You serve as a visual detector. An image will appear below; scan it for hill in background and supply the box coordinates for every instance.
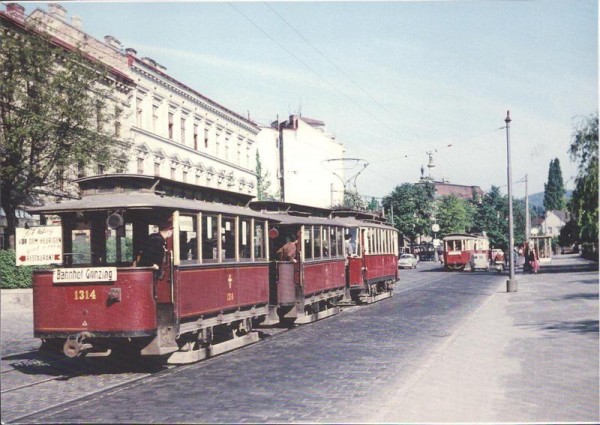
[525,191,573,211]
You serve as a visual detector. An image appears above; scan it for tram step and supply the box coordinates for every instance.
[167,332,260,364]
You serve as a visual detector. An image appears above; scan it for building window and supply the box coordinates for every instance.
[137,157,144,174]
[193,124,199,150]
[181,118,186,144]
[171,166,176,180]
[152,105,159,132]
[154,162,160,176]
[204,127,209,148]
[183,169,188,183]
[168,112,174,140]
[136,98,143,128]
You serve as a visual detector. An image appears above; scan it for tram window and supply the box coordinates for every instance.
[336,228,343,257]
[346,228,358,256]
[202,214,218,261]
[179,215,198,262]
[239,219,251,260]
[106,223,133,264]
[72,230,91,265]
[329,227,337,257]
[222,217,235,261]
[322,226,329,257]
[304,226,313,260]
[254,220,266,260]
[313,226,322,259]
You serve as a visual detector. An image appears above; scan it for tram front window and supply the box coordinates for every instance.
[62,211,135,266]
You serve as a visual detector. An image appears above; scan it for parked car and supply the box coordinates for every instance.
[398,253,418,269]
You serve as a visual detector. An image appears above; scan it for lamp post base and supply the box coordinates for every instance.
[506,279,518,292]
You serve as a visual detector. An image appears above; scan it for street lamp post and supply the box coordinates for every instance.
[432,223,440,262]
[505,111,518,292]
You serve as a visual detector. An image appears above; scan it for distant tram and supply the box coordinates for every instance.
[442,233,490,271]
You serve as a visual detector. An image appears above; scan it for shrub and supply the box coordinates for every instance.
[0,250,34,289]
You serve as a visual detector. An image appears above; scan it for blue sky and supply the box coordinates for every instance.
[18,1,598,198]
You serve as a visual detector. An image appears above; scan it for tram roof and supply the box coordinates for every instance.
[75,174,254,206]
[27,191,269,220]
[442,233,488,240]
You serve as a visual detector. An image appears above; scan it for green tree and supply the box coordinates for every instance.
[568,113,598,244]
[471,186,508,249]
[435,195,475,237]
[255,151,274,201]
[1,21,125,248]
[382,181,435,246]
[342,190,366,210]
[543,158,566,211]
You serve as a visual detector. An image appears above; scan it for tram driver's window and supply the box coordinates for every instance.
[202,214,218,261]
[179,215,198,262]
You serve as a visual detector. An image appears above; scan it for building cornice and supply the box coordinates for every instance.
[130,61,259,135]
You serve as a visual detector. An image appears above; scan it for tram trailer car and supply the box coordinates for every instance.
[442,233,490,271]
[29,175,274,364]
[251,202,348,324]
[331,210,399,303]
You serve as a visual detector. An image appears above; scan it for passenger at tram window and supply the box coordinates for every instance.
[180,236,197,261]
[223,230,235,260]
[276,234,298,262]
[137,221,173,270]
[345,233,355,256]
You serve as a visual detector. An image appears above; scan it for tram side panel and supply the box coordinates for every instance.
[364,254,397,283]
[303,260,346,296]
[175,265,270,320]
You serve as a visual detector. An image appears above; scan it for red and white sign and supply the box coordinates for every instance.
[15,226,63,266]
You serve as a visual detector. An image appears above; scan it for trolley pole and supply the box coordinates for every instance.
[505,111,518,292]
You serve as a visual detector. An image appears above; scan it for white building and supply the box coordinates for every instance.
[256,115,345,208]
[535,210,569,238]
[22,3,259,197]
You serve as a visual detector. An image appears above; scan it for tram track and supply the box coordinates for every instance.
[3,267,445,423]
[5,360,184,424]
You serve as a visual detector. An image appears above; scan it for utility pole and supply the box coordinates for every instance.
[505,111,518,292]
[277,115,285,202]
[524,174,530,240]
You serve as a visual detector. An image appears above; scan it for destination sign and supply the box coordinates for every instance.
[53,267,118,283]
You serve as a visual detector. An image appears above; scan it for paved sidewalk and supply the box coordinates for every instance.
[374,254,599,423]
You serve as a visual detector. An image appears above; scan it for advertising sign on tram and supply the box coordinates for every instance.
[15,226,63,266]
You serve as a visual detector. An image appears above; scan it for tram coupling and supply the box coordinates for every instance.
[63,332,94,358]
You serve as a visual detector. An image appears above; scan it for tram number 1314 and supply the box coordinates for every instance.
[74,289,97,301]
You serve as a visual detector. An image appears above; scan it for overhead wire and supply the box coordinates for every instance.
[228,2,421,154]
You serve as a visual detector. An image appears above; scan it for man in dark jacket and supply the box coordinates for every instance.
[138,222,174,269]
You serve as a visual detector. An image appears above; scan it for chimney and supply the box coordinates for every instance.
[104,35,122,50]
[71,16,82,30]
[48,3,67,21]
[5,4,25,23]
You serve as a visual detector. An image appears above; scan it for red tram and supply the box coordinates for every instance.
[332,210,398,303]
[442,233,490,271]
[28,175,399,363]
